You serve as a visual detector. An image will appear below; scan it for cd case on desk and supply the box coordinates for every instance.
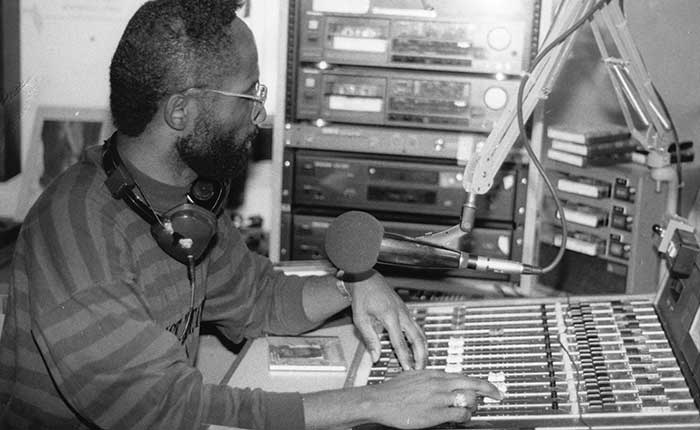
[267,335,347,372]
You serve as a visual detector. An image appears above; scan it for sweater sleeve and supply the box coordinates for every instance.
[203,217,321,342]
[30,280,305,430]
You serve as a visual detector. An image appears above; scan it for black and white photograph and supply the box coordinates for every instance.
[1,1,700,429]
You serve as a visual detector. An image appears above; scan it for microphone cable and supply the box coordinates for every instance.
[515,0,613,274]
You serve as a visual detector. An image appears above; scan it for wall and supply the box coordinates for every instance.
[0,0,281,221]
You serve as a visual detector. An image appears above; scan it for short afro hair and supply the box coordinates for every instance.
[110,0,246,136]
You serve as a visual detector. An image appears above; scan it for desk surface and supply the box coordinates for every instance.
[208,324,370,430]
[222,324,366,392]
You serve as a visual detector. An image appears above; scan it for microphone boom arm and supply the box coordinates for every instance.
[402,1,676,278]
[461,0,674,213]
[462,0,592,210]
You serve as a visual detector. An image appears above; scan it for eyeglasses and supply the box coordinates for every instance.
[185,82,268,125]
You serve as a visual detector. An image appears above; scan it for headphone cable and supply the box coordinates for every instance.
[182,255,197,345]
[130,179,167,228]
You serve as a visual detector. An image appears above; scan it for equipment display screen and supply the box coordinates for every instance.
[368,166,439,185]
[328,21,389,53]
[367,186,437,205]
[328,96,383,112]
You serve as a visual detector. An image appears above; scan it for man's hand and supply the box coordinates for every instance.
[347,271,427,370]
[365,370,503,428]
[303,369,504,429]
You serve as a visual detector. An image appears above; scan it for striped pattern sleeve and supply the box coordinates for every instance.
[31,282,204,428]
[203,217,320,342]
[30,282,305,430]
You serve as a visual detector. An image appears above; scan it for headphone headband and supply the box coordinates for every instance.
[101,133,230,264]
[102,135,159,224]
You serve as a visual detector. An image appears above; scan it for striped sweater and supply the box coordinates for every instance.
[0,144,319,429]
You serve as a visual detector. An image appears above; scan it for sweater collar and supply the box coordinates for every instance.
[120,152,189,213]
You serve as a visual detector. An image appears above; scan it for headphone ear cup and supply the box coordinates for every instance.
[150,204,217,264]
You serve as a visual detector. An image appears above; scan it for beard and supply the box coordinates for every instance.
[176,112,258,180]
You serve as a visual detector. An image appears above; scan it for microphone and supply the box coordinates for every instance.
[324,211,384,281]
[324,211,543,276]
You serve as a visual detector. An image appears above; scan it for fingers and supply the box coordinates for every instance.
[399,312,428,370]
[373,371,490,428]
[449,390,477,408]
[354,315,381,362]
[383,313,413,370]
[447,376,504,401]
[445,406,472,424]
[348,272,428,370]
[411,369,503,401]
[433,390,477,408]
[433,391,476,424]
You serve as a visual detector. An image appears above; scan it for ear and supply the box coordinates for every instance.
[163,94,192,131]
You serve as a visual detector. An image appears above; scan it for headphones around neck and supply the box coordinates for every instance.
[102,134,230,265]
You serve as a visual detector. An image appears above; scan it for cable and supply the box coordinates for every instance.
[132,179,167,228]
[111,143,167,228]
[515,0,612,274]
[181,255,197,352]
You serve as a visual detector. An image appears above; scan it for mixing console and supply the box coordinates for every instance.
[350,297,700,429]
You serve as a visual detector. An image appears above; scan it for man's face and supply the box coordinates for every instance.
[176,19,261,180]
[175,101,257,180]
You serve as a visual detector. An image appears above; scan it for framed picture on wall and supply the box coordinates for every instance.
[16,106,112,219]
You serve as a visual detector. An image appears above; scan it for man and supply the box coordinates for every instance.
[0,1,501,428]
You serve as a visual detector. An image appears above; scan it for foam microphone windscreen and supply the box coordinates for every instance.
[324,211,384,281]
